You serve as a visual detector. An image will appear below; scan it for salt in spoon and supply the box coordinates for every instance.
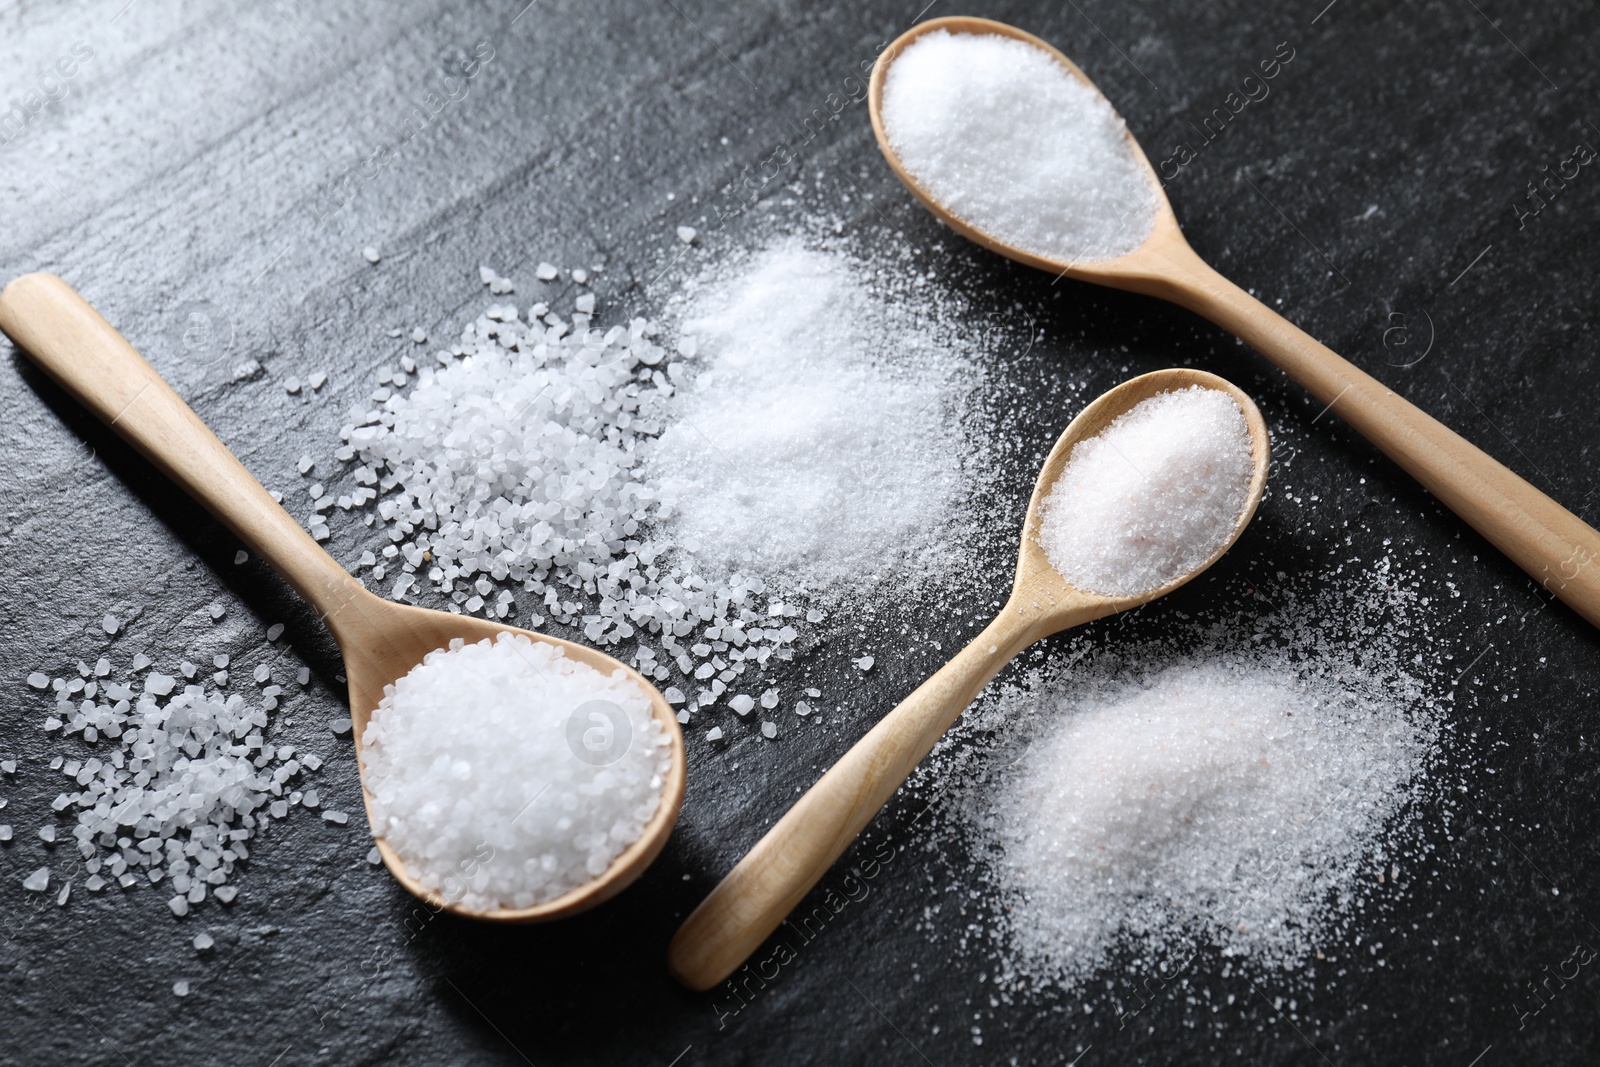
[0,273,686,922]
[868,15,1600,628]
[667,367,1269,989]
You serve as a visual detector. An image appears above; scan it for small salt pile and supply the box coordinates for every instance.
[963,658,1439,987]
[880,30,1158,262]
[1038,386,1253,596]
[26,655,317,907]
[359,631,670,911]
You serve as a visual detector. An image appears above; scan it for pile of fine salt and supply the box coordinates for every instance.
[647,241,977,590]
[359,631,670,911]
[880,30,1158,262]
[983,660,1438,986]
[1038,386,1254,596]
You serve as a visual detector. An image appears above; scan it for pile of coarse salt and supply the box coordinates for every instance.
[1038,386,1255,596]
[359,631,670,911]
[646,240,978,590]
[880,29,1159,262]
[329,243,989,727]
[20,655,324,911]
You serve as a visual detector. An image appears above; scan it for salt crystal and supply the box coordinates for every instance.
[760,721,777,739]
[308,372,327,390]
[214,886,237,904]
[193,932,214,950]
[57,882,70,906]
[729,694,755,716]
[27,672,48,689]
[102,614,120,635]
[285,377,302,394]
[168,895,189,916]
[0,826,10,841]
[536,261,558,280]
[367,847,382,865]
[880,30,1158,262]
[173,980,190,997]
[22,867,47,891]
[676,225,698,244]
[266,623,285,642]
[363,246,381,264]
[411,327,427,344]
[329,718,352,736]
[705,727,723,742]
[852,657,874,672]
[233,551,248,565]
[1038,386,1253,596]
[209,603,226,620]
[321,810,348,825]
[38,825,55,843]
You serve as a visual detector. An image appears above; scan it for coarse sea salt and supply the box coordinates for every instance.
[24,653,319,909]
[359,631,669,911]
[881,30,1158,262]
[1038,386,1253,596]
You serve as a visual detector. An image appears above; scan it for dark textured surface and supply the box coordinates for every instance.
[2,1,1599,1064]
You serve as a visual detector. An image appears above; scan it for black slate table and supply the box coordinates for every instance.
[2,1,1599,1063]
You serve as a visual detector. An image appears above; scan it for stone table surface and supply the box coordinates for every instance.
[2,0,1599,1064]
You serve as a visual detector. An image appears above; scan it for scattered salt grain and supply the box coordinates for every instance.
[880,30,1158,262]
[536,261,558,280]
[1038,386,1254,596]
[0,825,10,841]
[102,614,120,635]
[285,377,302,394]
[56,882,70,906]
[322,810,348,825]
[233,551,248,565]
[329,718,352,736]
[209,603,226,620]
[360,632,670,911]
[38,825,55,843]
[193,932,214,951]
[214,886,237,904]
[705,727,723,742]
[760,721,777,739]
[367,847,382,864]
[266,623,285,642]
[173,980,190,997]
[363,246,381,264]
[308,372,327,390]
[410,327,427,344]
[852,656,874,672]
[23,867,47,891]
[27,672,48,689]
[676,225,698,244]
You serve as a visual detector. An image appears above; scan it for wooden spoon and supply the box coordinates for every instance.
[667,367,1269,989]
[868,15,1600,629]
[0,273,686,922]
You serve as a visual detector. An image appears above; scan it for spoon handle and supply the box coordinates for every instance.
[667,611,1035,991]
[1165,256,1600,628]
[0,273,367,621]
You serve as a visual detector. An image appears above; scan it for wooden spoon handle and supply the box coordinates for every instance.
[1164,257,1600,628]
[0,273,365,620]
[668,613,1032,991]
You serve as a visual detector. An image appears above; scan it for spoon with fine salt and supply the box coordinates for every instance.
[667,367,1270,990]
[0,274,686,923]
[868,15,1600,629]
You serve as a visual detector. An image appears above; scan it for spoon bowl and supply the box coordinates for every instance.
[667,367,1268,990]
[0,273,686,923]
[869,15,1600,630]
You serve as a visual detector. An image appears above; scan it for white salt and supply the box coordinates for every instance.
[1038,386,1253,596]
[971,659,1438,987]
[193,932,214,951]
[101,614,120,635]
[646,242,979,591]
[22,867,48,891]
[363,246,381,264]
[881,30,1158,262]
[173,980,190,997]
[359,632,670,911]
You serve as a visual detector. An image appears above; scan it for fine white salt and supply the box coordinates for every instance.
[1038,386,1253,596]
[881,30,1158,262]
[359,632,670,911]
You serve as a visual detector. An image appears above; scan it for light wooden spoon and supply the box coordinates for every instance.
[868,15,1600,629]
[667,367,1269,990]
[0,273,686,922]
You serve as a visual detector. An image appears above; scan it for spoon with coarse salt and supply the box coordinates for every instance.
[868,15,1600,629]
[668,366,1270,990]
[0,274,685,923]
